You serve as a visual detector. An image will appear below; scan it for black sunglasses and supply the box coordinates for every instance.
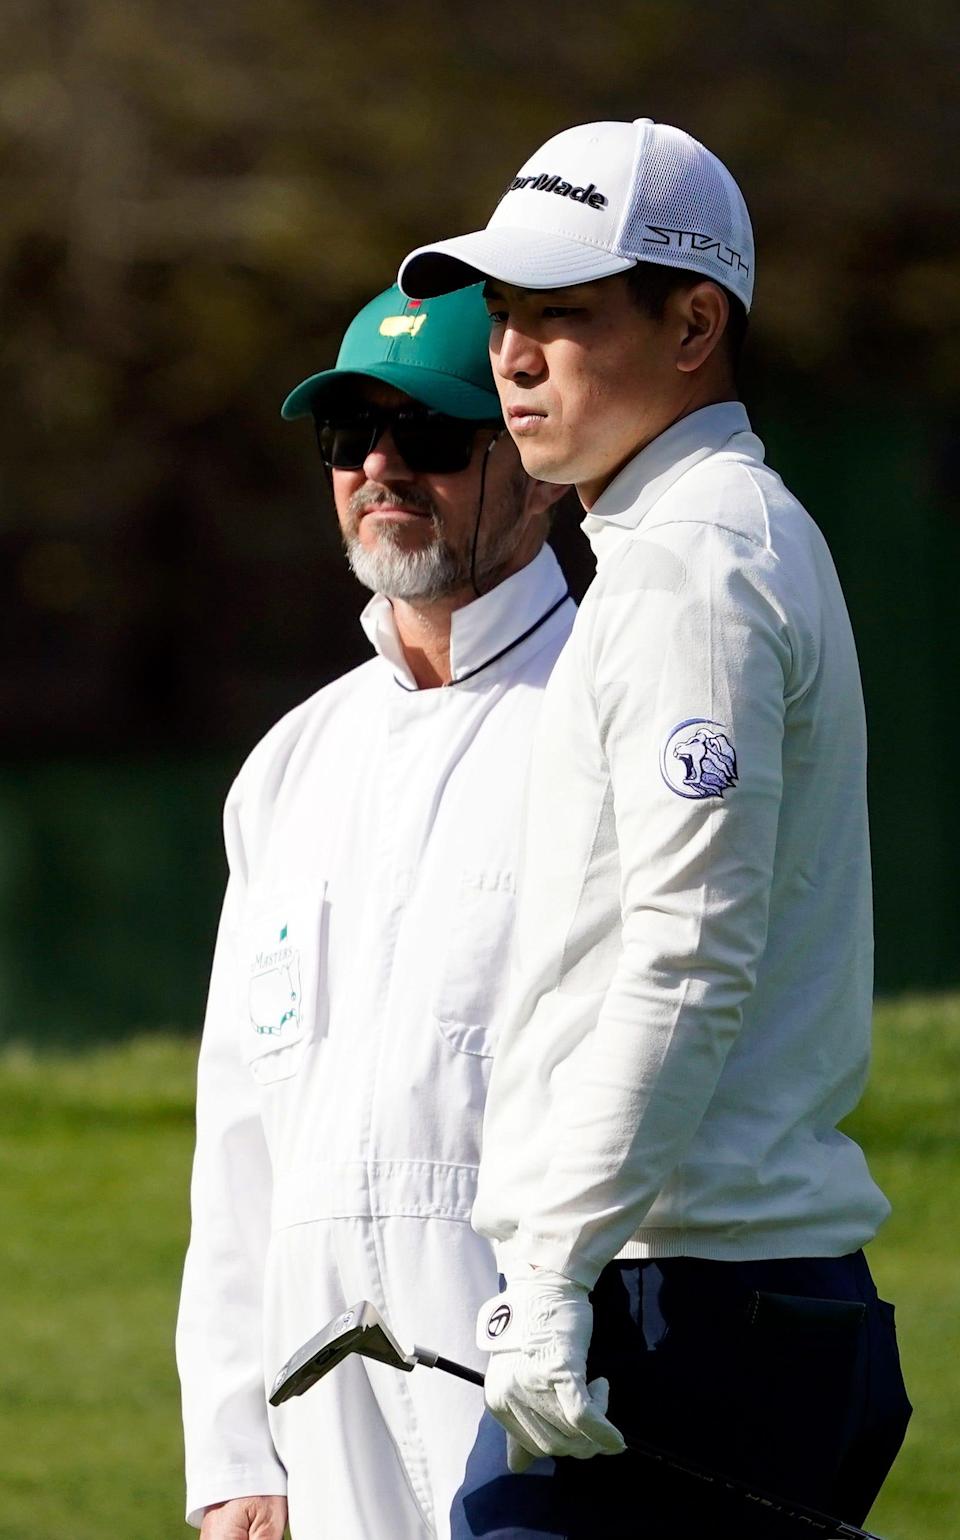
[314,405,502,474]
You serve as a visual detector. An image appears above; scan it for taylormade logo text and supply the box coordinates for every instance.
[505,172,608,210]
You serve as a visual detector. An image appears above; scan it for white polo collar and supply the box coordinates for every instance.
[580,401,761,562]
[360,543,569,690]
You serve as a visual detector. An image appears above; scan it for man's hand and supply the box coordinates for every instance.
[199,1496,287,1539]
[476,1271,626,1473]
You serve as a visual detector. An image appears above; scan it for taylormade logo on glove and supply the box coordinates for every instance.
[476,1272,626,1473]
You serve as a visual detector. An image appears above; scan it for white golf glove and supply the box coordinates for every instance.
[476,1269,626,1473]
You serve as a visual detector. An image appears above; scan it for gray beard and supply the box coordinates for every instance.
[345,484,529,602]
[346,530,465,602]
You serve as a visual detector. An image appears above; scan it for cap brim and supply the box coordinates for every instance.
[399,227,635,298]
[281,363,501,422]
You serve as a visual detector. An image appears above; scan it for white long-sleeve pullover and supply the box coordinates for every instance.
[473,403,891,1289]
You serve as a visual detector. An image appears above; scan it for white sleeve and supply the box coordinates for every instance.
[515,525,793,1287]
[175,801,287,1526]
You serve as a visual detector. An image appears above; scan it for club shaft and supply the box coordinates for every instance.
[415,1347,484,1386]
[424,1354,882,1539]
[432,1354,485,1387]
[618,1429,883,1539]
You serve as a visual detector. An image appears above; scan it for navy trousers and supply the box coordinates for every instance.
[449,1252,911,1540]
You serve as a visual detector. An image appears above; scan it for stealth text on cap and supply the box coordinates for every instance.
[505,172,608,211]
[643,225,750,276]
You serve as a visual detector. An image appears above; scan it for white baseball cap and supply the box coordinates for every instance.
[398,117,754,312]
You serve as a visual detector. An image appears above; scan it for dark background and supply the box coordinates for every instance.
[1,0,957,1041]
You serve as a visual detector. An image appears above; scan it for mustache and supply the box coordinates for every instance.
[347,482,439,523]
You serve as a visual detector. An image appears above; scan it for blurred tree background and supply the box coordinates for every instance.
[0,0,958,1042]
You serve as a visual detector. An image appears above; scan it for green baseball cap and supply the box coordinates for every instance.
[281,282,501,422]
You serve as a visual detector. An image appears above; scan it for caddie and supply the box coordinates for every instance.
[175,283,573,1540]
[399,120,912,1537]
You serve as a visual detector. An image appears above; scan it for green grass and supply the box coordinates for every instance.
[0,1037,198,1540]
[0,1000,957,1539]
[842,995,960,1537]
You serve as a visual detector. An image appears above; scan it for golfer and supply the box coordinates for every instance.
[399,119,912,1537]
[175,283,572,1540]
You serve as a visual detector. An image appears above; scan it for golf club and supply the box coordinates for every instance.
[269,1299,888,1540]
[269,1299,485,1404]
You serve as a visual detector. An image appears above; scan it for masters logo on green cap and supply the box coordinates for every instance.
[281,283,501,423]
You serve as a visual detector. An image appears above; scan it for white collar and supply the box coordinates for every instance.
[359,543,569,690]
[580,402,762,561]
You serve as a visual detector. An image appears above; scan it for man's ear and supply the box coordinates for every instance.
[674,281,729,374]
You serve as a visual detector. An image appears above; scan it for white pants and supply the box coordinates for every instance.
[264,1214,496,1540]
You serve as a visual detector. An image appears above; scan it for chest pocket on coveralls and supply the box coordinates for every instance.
[242,881,328,1085]
[431,871,516,1059]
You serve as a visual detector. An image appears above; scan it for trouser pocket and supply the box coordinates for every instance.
[718,1288,867,1505]
[745,1287,866,1334]
[586,1262,872,1536]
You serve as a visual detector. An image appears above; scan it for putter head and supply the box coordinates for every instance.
[269,1300,416,1406]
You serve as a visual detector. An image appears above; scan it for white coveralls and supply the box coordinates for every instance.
[176,546,573,1539]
